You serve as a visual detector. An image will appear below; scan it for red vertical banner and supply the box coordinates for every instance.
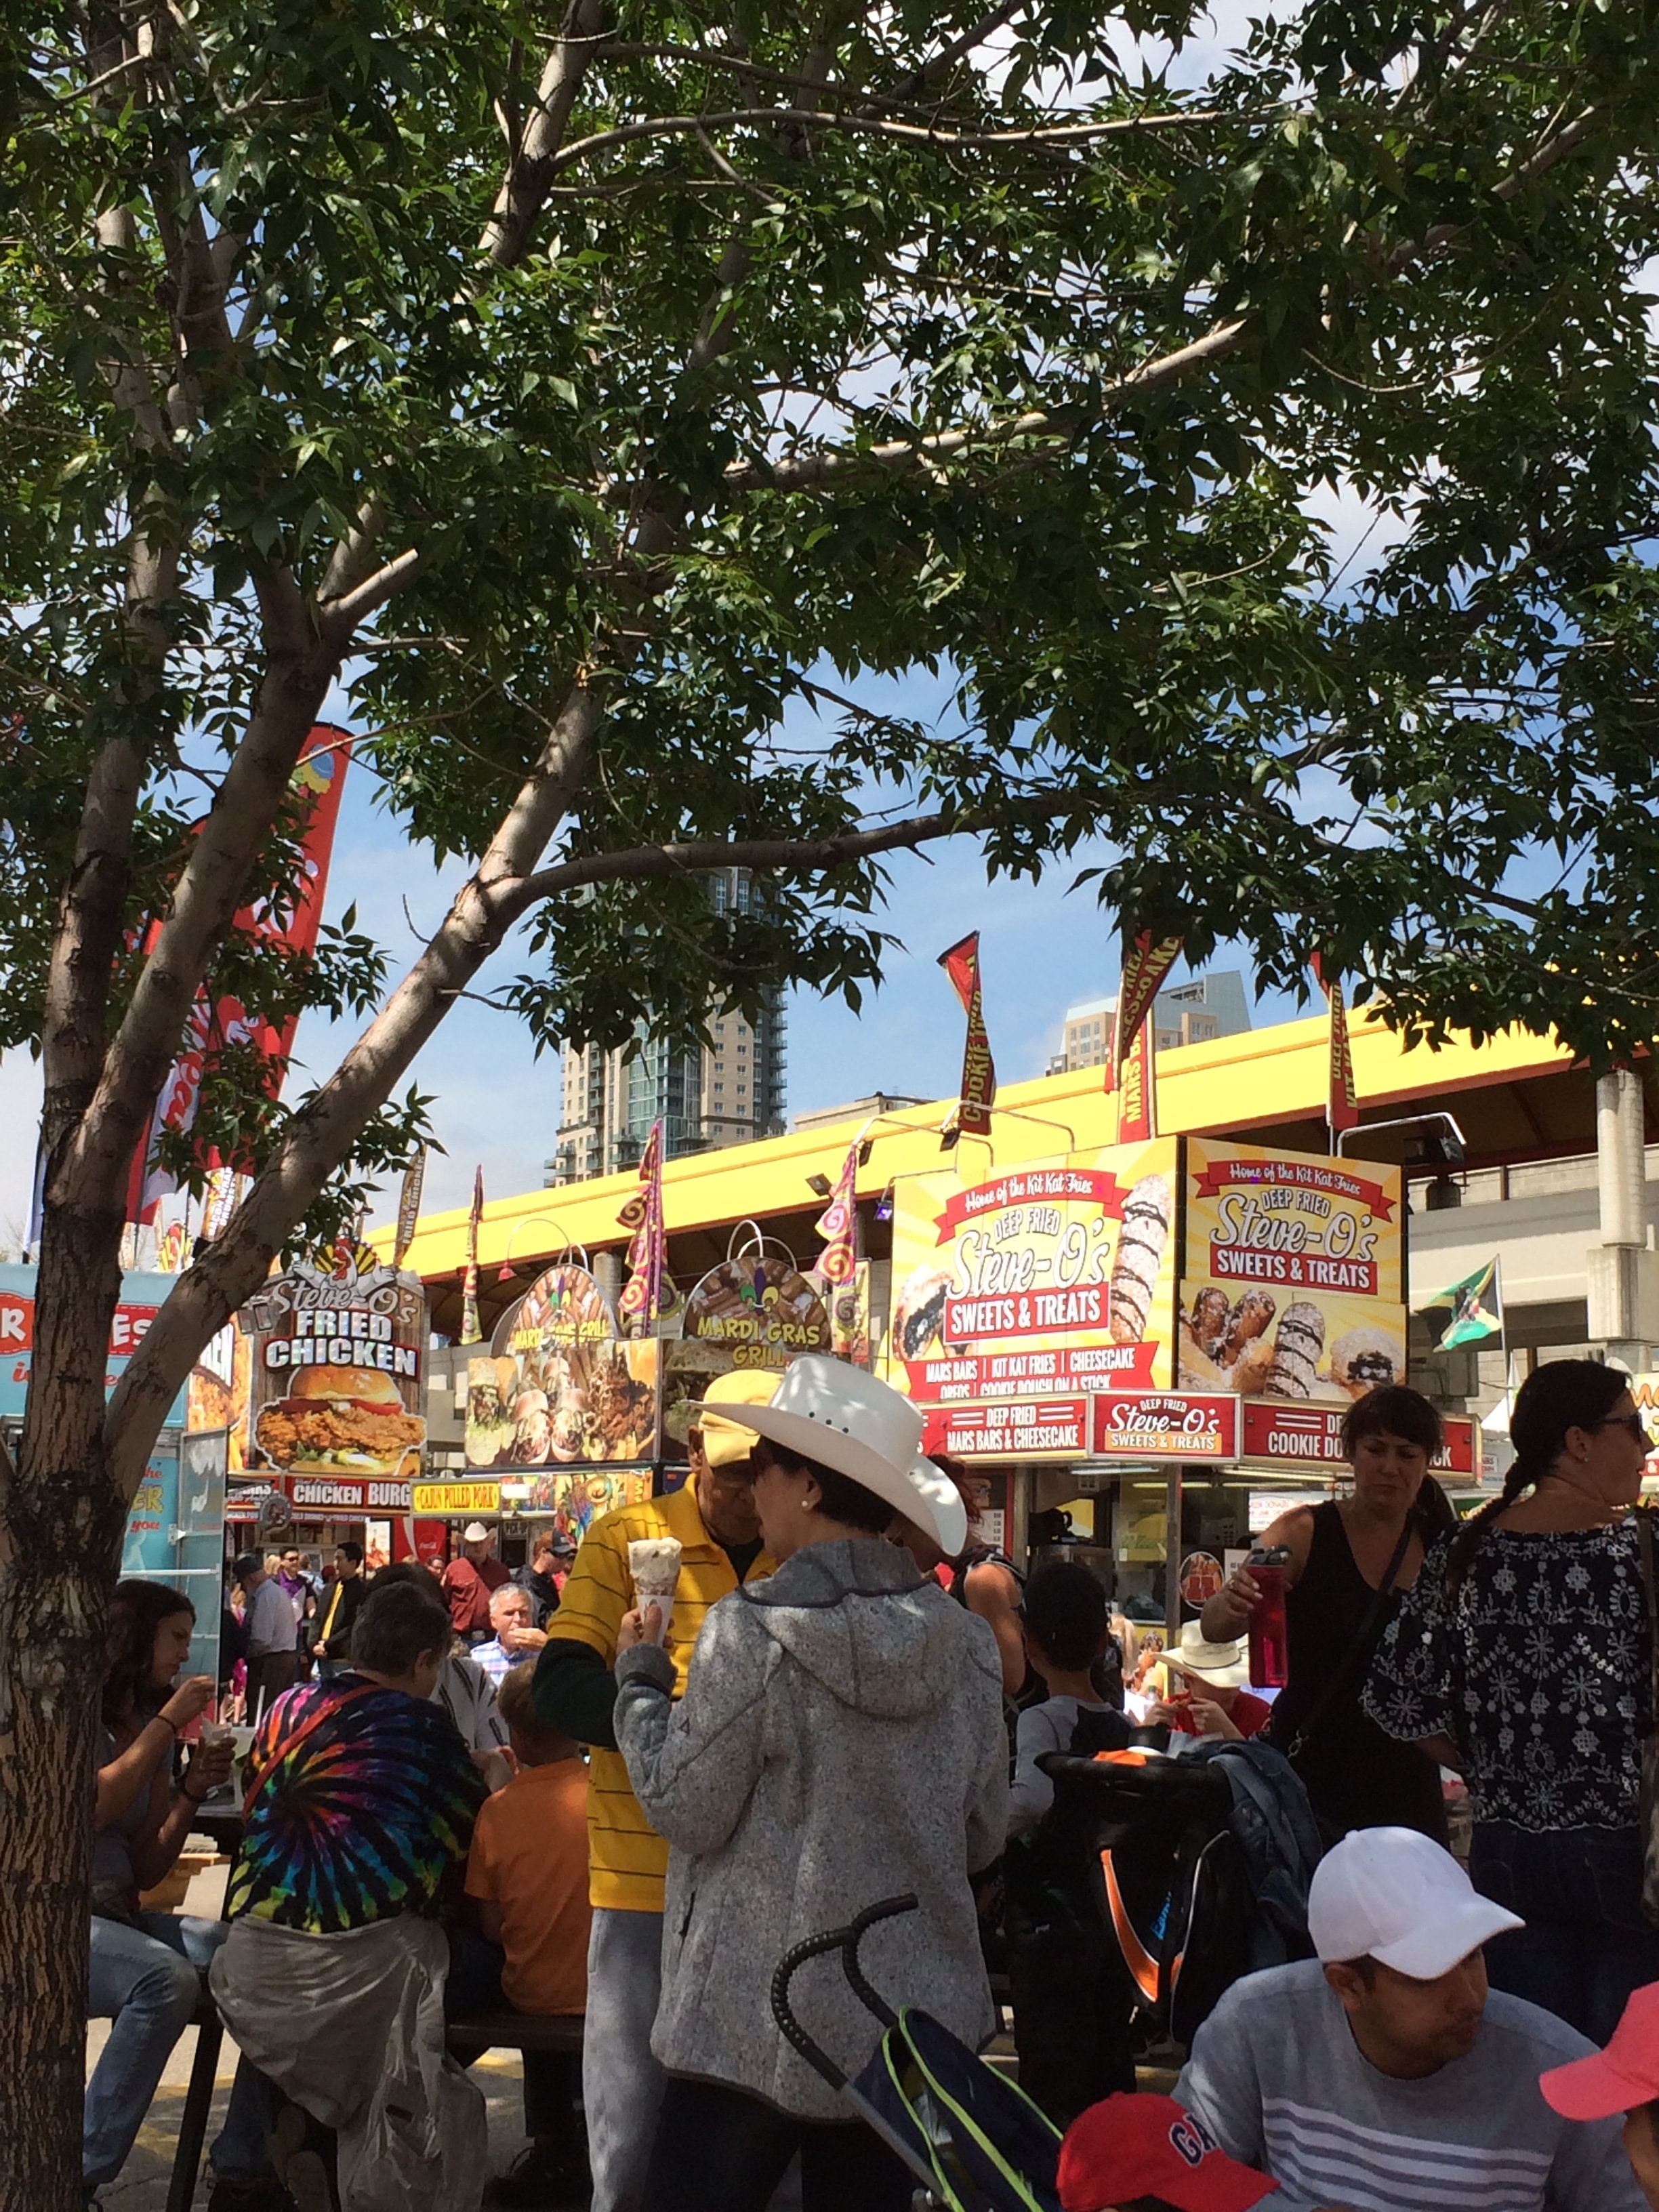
[1115,1015,1158,1143]
[127,722,354,1222]
[617,1120,667,1329]
[460,1165,484,1345]
[1311,953,1359,1141]
[939,933,996,1138]
[1109,930,1183,1092]
[813,1143,859,1286]
[392,1147,428,1271]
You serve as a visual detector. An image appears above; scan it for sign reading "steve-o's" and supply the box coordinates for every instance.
[1091,1391,1240,1460]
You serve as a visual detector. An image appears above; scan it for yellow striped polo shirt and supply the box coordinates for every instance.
[546,1479,774,1913]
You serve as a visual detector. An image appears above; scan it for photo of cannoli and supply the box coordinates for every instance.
[1109,1174,1172,1344]
[1188,1286,1230,1361]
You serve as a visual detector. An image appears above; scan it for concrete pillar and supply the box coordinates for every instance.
[1586,1070,1659,1364]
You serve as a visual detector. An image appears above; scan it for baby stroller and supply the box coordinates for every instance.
[771,1896,1062,2212]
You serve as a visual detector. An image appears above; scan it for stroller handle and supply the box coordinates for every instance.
[770,1894,920,2092]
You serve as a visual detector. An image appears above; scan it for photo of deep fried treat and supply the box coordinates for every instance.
[1187,1286,1231,1361]
[1264,1301,1326,1399]
[1109,1174,1171,1344]
[893,1266,960,1361]
[1177,1319,1233,1391]
[1221,1289,1276,1366]
[1327,1324,1404,1400]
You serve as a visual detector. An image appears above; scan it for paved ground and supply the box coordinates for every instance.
[89,1864,537,2211]
[89,1865,1178,2209]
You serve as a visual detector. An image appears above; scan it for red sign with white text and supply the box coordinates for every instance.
[922,1397,1091,1458]
[1092,1391,1240,1460]
[1240,1400,1475,1476]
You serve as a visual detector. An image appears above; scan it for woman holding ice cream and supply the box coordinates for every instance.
[615,1356,1008,2212]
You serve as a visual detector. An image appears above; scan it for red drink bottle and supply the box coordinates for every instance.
[1245,1546,1291,1688]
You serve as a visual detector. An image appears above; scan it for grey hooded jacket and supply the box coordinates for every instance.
[614,1536,1008,2120]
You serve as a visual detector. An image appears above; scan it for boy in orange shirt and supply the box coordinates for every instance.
[459,1661,592,2209]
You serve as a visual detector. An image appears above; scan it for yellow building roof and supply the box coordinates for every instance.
[380,1010,1578,1282]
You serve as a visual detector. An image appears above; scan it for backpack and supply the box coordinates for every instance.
[1036,1736,1322,2047]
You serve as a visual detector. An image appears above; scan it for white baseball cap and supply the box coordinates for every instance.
[1308,1826,1523,1980]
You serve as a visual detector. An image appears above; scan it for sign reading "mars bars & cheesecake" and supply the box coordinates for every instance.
[922,1397,1091,1458]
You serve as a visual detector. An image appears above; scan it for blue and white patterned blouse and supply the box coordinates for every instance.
[1365,1523,1651,1831]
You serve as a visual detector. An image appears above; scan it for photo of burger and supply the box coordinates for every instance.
[254,1366,426,1474]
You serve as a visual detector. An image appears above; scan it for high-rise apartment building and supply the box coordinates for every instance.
[1047,970,1252,1075]
[546,873,787,1185]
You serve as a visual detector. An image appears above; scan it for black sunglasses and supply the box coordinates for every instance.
[1599,1413,1654,1448]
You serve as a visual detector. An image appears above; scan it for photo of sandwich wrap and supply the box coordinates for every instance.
[255,1365,426,1474]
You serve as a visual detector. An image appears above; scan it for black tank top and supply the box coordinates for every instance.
[1266,1501,1447,1844]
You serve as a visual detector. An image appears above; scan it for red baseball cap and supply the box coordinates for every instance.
[1059,2093,1278,2212]
[1540,1981,1659,2119]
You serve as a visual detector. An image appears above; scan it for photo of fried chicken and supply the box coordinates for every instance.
[255,1370,425,1472]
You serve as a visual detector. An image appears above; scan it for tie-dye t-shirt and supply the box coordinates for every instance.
[228,1675,486,1933]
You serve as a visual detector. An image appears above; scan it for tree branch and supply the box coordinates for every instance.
[482,0,612,268]
[724,317,1252,491]
[548,100,1233,176]
[103,672,607,1492]
[317,546,423,637]
[507,811,962,916]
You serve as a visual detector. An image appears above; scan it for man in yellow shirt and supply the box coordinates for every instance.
[532,1369,777,2212]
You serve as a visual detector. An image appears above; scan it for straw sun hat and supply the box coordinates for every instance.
[1165,1622,1252,1689]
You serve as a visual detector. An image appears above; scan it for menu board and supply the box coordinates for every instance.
[241,1256,428,1480]
[1178,1141,1404,1406]
[884,1141,1181,1417]
[466,1260,658,1469]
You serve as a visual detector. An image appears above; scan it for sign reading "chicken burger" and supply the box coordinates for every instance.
[241,1255,428,1480]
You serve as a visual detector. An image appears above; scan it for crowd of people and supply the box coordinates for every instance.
[83,1353,1659,2212]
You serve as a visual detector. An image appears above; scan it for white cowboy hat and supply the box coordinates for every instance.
[1166,1621,1251,1688]
[692,1356,966,1556]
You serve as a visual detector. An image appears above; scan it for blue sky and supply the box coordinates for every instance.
[0,655,1304,1243]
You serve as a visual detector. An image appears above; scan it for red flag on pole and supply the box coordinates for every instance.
[126,724,354,1222]
[939,933,996,1138]
[617,1121,667,1329]
[1109,931,1183,1092]
[1115,1015,1160,1143]
[813,1143,859,1286]
[1311,953,1359,1141]
[460,1165,484,1344]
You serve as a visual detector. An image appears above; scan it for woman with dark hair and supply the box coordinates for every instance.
[1200,1384,1454,1842]
[1368,1358,1659,2040]
[613,1357,1004,2212]
[86,1581,274,2205]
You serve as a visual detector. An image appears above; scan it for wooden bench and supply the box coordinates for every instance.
[446,2011,585,2141]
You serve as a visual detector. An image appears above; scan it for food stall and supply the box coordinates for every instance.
[221,1252,428,1572]
[881,1135,1474,1637]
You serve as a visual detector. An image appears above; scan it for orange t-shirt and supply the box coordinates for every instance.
[464,1758,592,2015]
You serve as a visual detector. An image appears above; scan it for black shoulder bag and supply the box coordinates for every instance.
[1284,1519,1413,1763]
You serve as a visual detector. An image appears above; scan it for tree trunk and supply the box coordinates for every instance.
[2,1202,131,2212]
